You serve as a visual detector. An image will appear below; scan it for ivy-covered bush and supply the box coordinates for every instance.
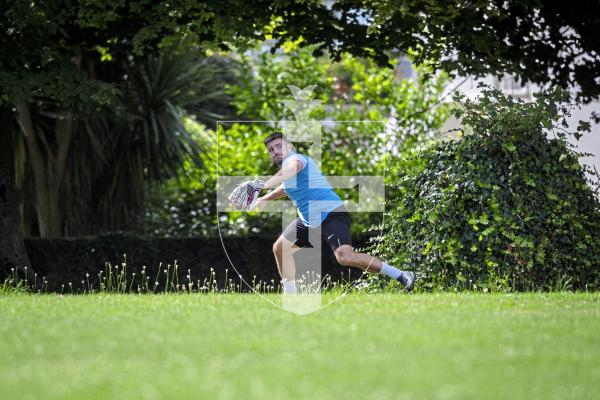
[370,87,600,291]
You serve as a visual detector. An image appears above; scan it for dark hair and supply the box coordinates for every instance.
[264,131,288,147]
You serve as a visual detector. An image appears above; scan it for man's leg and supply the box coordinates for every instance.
[272,234,301,281]
[333,245,415,291]
[320,210,414,290]
[275,217,310,294]
[332,246,384,272]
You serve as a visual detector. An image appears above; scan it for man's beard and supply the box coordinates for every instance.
[274,159,283,168]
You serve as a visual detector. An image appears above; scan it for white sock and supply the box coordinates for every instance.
[283,279,297,294]
[380,262,402,279]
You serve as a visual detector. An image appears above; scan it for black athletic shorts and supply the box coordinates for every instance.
[282,205,352,251]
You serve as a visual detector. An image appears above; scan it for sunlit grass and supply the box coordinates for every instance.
[0,292,598,399]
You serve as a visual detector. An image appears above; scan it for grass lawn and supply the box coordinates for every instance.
[0,292,598,399]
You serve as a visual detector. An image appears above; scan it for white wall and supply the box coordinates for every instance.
[564,102,600,186]
[439,76,600,186]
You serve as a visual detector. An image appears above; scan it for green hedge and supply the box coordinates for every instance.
[23,233,371,292]
[369,88,600,291]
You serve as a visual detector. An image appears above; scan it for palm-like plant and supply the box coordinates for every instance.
[21,46,235,236]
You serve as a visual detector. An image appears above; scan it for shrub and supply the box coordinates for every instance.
[370,87,600,291]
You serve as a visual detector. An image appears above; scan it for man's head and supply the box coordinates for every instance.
[264,132,294,167]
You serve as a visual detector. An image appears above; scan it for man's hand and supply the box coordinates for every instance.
[253,197,267,212]
[252,186,287,212]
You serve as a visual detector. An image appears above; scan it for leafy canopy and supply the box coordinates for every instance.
[2,1,600,105]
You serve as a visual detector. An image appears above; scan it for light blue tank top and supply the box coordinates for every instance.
[282,152,343,227]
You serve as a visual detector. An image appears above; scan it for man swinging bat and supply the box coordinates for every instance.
[229,132,414,294]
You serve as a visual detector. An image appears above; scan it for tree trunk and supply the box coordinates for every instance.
[15,99,62,237]
[14,99,75,238]
[0,109,31,279]
[14,57,81,238]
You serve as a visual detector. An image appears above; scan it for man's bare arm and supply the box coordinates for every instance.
[263,160,303,189]
[255,185,286,211]
[254,159,302,211]
[261,185,287,201]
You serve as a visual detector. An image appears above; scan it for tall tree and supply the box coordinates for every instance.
[1,1,247,273]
